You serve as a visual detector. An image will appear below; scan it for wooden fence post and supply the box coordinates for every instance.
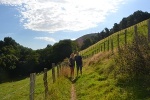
[57,65,59,78]
[30,73,36,100]
[104,42,105,52]
[148,19,150,42]
[124,30,127,46]
[59,64,62,76]
[101,45,102,52]
[134,25,138,40]
[111,38,114,53]
[117,34,120,49]
[52,63,56,83]
[107,39,109,51]
[43,68,48,98]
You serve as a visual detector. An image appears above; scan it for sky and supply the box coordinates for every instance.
[0,0,150,50]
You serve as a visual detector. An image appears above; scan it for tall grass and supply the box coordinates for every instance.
[47,77,72,100]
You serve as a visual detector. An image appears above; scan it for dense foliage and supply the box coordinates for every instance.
[0,37,77,83]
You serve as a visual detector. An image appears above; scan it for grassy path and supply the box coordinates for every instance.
[71,83,76,100]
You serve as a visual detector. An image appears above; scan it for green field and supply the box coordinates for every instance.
[0,67,72,100]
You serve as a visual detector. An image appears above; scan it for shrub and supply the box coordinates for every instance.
[115,34,150,85]
[114,34,150,99]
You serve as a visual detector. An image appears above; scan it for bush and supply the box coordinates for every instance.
[114,35,150,98]
[115,35,150,79]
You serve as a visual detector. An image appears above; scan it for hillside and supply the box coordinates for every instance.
[76,41,150,99]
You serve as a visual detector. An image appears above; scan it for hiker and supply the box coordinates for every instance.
[69,53,75,80]
[75,51,83,77]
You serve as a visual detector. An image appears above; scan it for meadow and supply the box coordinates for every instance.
[0,66,72,100]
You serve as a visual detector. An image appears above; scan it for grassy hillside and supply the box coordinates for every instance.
[80,18,149,57]
[76,52,121,100]
[76,41,150,100]
[74,18,150,100]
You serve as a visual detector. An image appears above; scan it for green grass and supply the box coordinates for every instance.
[47,77,71,100]
[0,66,72,100]
[75,52,122,100]
[75,50,150,100]
[0,77,30,100]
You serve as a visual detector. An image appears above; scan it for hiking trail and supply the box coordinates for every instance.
[71,83,76,100]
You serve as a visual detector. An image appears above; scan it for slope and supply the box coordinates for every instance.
[74,19,150,100]
[76,41,150,100]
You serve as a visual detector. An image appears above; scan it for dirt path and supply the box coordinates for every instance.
[71,83,76,100]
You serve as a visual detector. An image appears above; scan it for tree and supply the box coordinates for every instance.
[0,54,19,77]
[113,23,120,33]
[52,39,73,63]
[81,38,92,50]
[104,27,110,37]
[4,37,18,46]
[120,18,127,29]
[0,41,3,50]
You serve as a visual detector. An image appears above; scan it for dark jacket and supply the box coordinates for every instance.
[75,55,82,66]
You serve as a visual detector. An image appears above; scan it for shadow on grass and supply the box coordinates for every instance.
[66,76,80,84]
[0,76,28,84]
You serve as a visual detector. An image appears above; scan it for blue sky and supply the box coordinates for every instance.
[0,0,150,50]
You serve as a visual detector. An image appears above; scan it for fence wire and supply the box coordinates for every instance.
[2,82,29,100]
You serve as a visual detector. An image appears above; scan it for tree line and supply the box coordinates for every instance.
[0,37,78,82]
[81,10,150,50]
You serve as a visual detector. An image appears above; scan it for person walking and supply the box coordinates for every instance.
[75,51,83,77]
[69,53,75,80]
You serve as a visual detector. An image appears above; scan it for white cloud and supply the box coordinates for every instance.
[34,37,57,42]
[0,0,127,33]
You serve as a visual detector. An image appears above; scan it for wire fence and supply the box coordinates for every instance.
[2,82,29,100]
[80,18,150,59]
[29,63,68,100]
[1,62,68,100]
